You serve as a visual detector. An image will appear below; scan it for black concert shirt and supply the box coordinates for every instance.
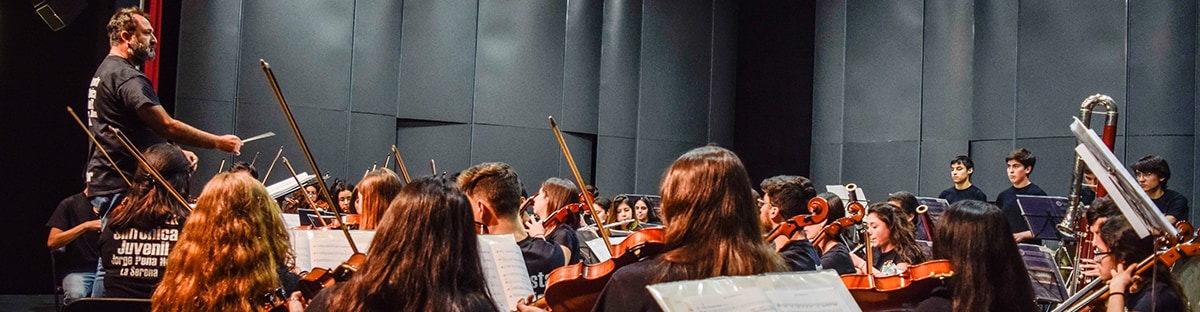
[86,55,165,197]
[98,220,182,298]
[45,192,101,273]
[546,225,582,264]
[938,184,988,204]
[517,235,566,298]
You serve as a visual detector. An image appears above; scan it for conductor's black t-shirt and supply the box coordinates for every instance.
[86,55,165,198]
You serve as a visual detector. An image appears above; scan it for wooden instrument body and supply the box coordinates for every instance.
[542,228,666,312]
[297,253,366,300]
[841,259,954,310]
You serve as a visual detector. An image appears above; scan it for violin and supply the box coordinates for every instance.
[297,253,366,300]
[765,197,829,243]
[840,259,955,310]
[260,287,290,312]
[541,202,587,230]
[538,228,666,312]
[812,197,865,247]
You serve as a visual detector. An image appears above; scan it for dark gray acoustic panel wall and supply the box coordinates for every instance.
[397,0,476,123]
[176,0,737,197]
[814,0,1199,223]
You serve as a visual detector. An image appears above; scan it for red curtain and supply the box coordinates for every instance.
[143,0,163,90]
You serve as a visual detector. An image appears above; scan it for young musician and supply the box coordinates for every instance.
[607,194,643,231]
[46,190,101,304]
[354,168,402,230]
[759,175,822,272]
[1079,196,1120,278]
[1095,215,1186,311]
[887,191,929,241]
[916,200,1037,312]
[995,148,1047,244]
[299,177,497,311]
[633,196,661,226]
[937,155,987,204]
[98,143,191,298]
[283,185,328,214]
[227,161,259,180]
[1131,155,1190,224]
[851,203,927,276]
[588,146,788,311]
[458,162,564,298]
[328,179,355,214]
[528,178,584,265]
[152,173,299,311]
[803,192,857,274]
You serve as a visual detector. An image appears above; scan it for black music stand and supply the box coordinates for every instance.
[1018,243,1068,305]
[298,208,336,226]
[1017,195,1070,241]
[915,196,950,224]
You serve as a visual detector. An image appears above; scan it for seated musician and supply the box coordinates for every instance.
[995,148,1047,244]
[353,168,402,230]
[45,190,101,305]
[458,162,564,298]
[588,145,789,311]
[295,177,497,311]
[802,192,857,274]
[633,196,661,227]
[527,178,584,265]
[758,175,821,272]
[152,172,300,311]
[1131,155,1190,224]
[98,143,191,299]
[1079,196,1120,278]
[887,191,929,241]
[283,185,329,214]
[937,155,987,204]
[328,179,355,214]
[227,161,259,180]
[915,200,1038,312]
[1094,215,1186,311]
[608,194,644,231]
[589,195,612,229]
[851,203,927,276]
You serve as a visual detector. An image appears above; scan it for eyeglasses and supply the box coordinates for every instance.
[1093,248,1112,259]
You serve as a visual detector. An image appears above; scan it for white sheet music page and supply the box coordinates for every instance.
[478,234,535,312]
[647,270,861,312]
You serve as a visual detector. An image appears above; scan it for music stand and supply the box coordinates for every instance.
[297,208,336,227]
[1017,195,1070,241]
[1070,117,1176,238]
[915,196,950,224]
[1018,243,1068,304]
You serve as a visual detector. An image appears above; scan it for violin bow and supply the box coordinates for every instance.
[105,125,191,210]
[261,59,358,254]
[847,184,875,285]
[390,145,411,184]
[549,116,615,255]
[262,146,283,182]
[66,107,132,186]
[282,156,329,227]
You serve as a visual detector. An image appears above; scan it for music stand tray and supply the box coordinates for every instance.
[1017,195,1070,241]
[1018,243,1068,304]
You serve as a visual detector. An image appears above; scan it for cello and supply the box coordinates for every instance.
[812,194,865,248]
[764,196,830,244]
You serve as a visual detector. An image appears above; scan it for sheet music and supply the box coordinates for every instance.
[1070,118,1176,238]
[825,185,868,209]
[478,234,535,312]
[647,270,861,312]
[585,236,625,262]
[287,229,374,270]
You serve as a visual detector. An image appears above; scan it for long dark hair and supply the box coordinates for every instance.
[655,145,787,283]
[324,177,495,312]
[933,200,1036,312]
[541,177,582,229]
[108,143,191,231]
[868,203,925,264]
[1100,215,1187,307]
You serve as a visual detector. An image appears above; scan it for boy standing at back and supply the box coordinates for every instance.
[937,155,987,204]
[995,148,1046,244]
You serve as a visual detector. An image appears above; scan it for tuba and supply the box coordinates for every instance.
[1056,94,1117,293]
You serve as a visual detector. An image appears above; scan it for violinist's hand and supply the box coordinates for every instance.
[286,291,305,312]
[181,149,199,173]
[1108,263,1135,293]
[514,295,547,312]
[1079,258,1101,277]
[525,217,547,239]
[82,219,102,232]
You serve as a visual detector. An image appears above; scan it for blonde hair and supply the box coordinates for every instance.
[152,173,295,312]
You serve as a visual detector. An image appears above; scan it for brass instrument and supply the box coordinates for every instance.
[1057,94,1118,293]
